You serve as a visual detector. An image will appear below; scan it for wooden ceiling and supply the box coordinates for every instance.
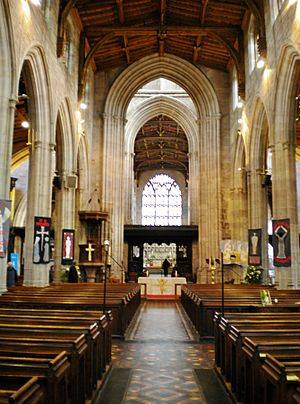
[134,115,189,178]
[75,0,249,73]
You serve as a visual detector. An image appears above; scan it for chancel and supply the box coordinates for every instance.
[0,1,300,402]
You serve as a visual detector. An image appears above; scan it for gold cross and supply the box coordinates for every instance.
[85,243,95,261]
[153,279,168,294]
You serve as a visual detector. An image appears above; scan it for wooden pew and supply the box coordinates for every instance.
[260,353,300,404]
[0,322,100,400]
[182,284,300,338]
[0,283,140,402]
[214,311,300,404]
[0,351,69,404]
[0,375,46,403]
[0,283,141,337]
[0,334,87,404]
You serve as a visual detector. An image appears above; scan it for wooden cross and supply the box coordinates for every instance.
[85,243,95,262]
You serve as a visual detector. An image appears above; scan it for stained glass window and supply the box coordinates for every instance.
[142,174,182,225]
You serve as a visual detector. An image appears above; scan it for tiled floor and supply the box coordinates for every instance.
[111,301,215,403]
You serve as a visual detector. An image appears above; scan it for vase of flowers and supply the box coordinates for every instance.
[244,265,263,284]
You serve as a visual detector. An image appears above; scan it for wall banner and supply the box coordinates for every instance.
[272,218,291,267]
[33,216,51,264]
[248,229,262,265]
[61,229,75,265]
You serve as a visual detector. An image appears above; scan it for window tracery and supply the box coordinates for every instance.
[142,174,182,226]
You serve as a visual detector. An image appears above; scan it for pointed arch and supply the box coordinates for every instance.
[0,0,17,200]
[102,53,221,275]
[77,134,90,210]
[249,97,269,172]
[124,95,198,225]
[274,44,300,144]
[56,98,76,175]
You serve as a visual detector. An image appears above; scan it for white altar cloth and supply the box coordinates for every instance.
[138,277,187,299]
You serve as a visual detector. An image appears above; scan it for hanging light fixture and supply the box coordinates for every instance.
[256,56,265,69]
[21,121,30,129]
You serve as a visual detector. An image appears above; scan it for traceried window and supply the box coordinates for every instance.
[142,174,182,226]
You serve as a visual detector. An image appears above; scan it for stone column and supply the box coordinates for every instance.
[272,141,299,288]
[230,186,248,241]
[53,172,76,283]
[102,114,126,279]
[124,151,134,224]
[248,167,269,281]
[23,139,53,287]
[0,97,16,293]
[198,114,222,276]
[188,150,199,225]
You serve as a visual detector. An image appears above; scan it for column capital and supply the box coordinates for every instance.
[282,141,293,151]
[49,142,56,151]
[9,98,17,108]
[34,140,42,149]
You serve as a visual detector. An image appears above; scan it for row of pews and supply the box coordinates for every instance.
[214,311,300,404]
[181,284,300,403]
[0,283,141,403]
[1,283,141,337]
[181,284,300,338]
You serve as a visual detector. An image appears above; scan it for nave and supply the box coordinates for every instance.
[98,301,232,404]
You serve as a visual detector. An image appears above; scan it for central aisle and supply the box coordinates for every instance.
[109,301,217,403]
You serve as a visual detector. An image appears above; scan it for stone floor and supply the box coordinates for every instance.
[110,300,218,403]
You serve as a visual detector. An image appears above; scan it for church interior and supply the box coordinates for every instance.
[1,0,300,402]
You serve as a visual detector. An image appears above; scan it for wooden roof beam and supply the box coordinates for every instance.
[85,25,241,36]
[193,35,202,64]
[116,0,125,24]
[122,35,131,64]
[201,0,209,25]
[161,0,166,25]
[78,32,115,99]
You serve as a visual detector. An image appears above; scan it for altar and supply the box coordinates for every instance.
[138,277,187,299]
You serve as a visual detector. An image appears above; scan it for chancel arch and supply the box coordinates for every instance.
[124,94,198,226]
[102,54,221,279]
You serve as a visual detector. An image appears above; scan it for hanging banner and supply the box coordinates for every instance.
[248,229,262,265]
[61,229,75,265]
[0,199,11,258]
[272,219,291,267]
[33,216,51,264]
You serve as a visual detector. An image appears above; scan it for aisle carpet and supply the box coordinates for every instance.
[194,368,233,404]
[97,368,132,404]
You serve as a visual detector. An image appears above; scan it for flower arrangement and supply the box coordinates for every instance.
[244,265,263,284]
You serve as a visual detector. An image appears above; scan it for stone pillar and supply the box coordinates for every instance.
[230,186,248,241]
[0,97,16,293]
[198,114,222,275]
[124,151,134,224]
[53,172,76,283]
[272,141,299,288]
[102,114,126,279]
[23,139,53,287]
[248,168,269,277]
[188,150,199,225]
